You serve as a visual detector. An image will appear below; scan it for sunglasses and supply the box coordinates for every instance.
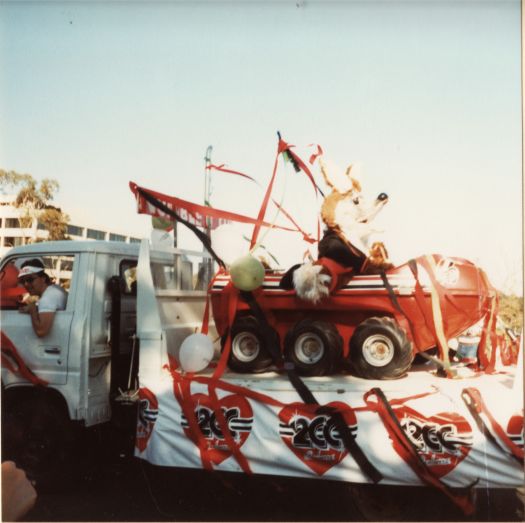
[20,276,39,285]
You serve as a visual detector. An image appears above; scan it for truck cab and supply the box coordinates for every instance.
[0,239,213,487]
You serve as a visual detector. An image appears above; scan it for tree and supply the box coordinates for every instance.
[499,293,523,333]
[0,169,70,241]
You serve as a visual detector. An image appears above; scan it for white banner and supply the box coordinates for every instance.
[135,369,523,489]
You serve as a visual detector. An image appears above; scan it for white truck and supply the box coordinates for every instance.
[1,239,214,488]
[1,239,523,517]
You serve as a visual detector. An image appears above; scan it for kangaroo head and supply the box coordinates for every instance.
[319,158,388,250]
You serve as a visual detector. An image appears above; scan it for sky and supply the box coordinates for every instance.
[0,0,522,295]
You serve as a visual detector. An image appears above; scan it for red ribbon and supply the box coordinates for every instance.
[249,137,324,249]
[1,331,49,386]
[206,164,258,184]
[171,370,213,470]
[271,199,316,244]
[462,387,524,463]
[282,141,321,196]
[308,144,324,165]
[248,142,283,249]
[364,388,475,515]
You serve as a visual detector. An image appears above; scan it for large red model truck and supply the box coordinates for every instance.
[210,254,495,379]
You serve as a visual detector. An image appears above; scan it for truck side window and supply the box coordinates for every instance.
[151,262,177,290]
[147,254,213,292]
[120,260,138,295]
[0,254,74,310]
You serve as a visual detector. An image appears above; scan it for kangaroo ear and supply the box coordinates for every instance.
[319,158,354,194]
[319,158,336,191]
[345,164,362,193]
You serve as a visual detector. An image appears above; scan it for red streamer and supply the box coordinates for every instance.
[207,164,258,184]
[1,331,49,386]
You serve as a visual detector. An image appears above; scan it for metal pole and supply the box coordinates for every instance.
[204,145,213,210]
[173,219,178,248]
[203,145,213,284]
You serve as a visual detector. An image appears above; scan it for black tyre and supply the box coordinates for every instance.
[284,319,343,376]
[349,317,413,379]
[2,396,77,492]
[223,316,274,373]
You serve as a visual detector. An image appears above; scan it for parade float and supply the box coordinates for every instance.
[1,134,521,516]
[129,135,523,516]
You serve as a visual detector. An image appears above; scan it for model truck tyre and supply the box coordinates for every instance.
[284,319,343,376]
[223,315,273,373]
[349,317,413,379]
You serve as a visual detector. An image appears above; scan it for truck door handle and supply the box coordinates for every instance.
[44,347,61,354]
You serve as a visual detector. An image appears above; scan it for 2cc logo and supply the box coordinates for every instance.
[394,406,473,477]
[280,414,356,451]
[279,402,358,476]
[401,418,472,455]
[138,398,159,428]
[136,388,159,452]
[181,393,253,466]
[182,405,252,441]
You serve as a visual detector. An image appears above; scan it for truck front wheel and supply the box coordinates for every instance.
[223,316,274,373]
[284,320,343,376]
[2,396,77,492]
[349,317,413,379]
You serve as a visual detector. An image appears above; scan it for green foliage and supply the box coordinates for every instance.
[39,207,70,241]
[152,216,173,230]
[0,169,69,240]
[499,293,523,333]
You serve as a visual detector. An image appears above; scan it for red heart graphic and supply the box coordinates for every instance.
[279,401,358,476]
[393,405,473,477]
[181,393,253,465]
[506,413,524,449]
[136,387,159,452]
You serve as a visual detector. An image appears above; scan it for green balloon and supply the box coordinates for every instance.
[230,254,265,291]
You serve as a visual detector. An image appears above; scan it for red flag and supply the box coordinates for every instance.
[130,182,298,233]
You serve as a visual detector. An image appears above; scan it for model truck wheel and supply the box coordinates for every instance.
[349,317,413,379]
[223,316,273,373]
[284,320,343,376]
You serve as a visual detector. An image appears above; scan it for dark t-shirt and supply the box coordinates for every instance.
[318,230,366,272]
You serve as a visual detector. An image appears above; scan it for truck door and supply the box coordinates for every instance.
[0,254,77,386]
[107,259,138,394]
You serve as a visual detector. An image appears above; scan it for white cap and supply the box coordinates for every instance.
[17,265,44,278]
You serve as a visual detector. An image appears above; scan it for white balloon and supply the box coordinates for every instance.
[210,223,249,266]
[178,333,214,373]
[229,254,265,291]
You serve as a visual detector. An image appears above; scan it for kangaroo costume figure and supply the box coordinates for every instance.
[284,159,393,303]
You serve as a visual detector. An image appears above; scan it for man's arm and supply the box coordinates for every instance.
[19,303,55,337]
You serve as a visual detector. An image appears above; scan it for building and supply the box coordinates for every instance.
[0,194,141,257]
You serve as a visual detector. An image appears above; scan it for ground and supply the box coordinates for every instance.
[22,455,524,522]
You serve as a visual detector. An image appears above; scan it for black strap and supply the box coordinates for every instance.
[137,188,226,269]
[239,291,318,404]
[239,290,383,483]
[461,388,522,465]
[380,268,420,348]
[380,269,407,320]
[316,405,383,483]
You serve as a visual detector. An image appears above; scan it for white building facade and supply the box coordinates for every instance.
[0,194,141,257]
